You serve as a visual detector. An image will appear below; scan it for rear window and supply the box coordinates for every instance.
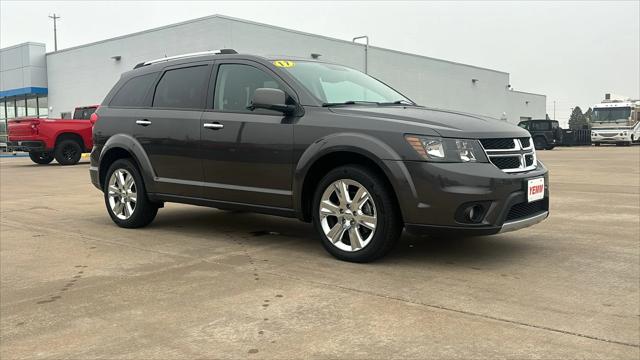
[152,66,209,109]
[110,73,157,107]
[73,107,97,120]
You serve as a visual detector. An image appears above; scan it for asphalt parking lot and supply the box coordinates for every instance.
[1,146,638,359]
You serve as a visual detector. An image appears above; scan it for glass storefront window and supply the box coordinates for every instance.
[0,101,5,120]
[27,97,38,117]
[6,99,15,119]
[15,97,26,117]
[38,96,48,118]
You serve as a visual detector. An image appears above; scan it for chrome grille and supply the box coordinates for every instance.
[492,156,522,169]
[480,138,517,150]
[481,137,536,173]
[519,137,531,148]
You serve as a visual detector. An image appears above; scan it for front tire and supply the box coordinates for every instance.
[104,158,158,228]
[29,151,54,165]
[54,139,82,165]
[312,165,402,263]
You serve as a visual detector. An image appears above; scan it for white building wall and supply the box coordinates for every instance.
[44,15,545,123]
[0,42,47,92]
[506,90,547,123]
[367,47,510,119]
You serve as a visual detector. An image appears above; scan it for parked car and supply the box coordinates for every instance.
[90,51,549,262]
[517,119,562,150]
[7,105,98,165]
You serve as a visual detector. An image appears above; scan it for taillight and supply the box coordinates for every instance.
[90,106,100,125]
[90,112,99,125]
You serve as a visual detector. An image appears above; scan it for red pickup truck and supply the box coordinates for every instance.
[7,105,98,165]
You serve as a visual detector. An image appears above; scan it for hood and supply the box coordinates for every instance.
[329,106,530,139]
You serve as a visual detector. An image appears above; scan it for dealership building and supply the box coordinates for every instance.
[0,14,545,126]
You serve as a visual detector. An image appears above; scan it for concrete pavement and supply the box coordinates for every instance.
[1,146,638,359]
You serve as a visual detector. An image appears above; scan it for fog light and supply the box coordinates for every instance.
[464,204,485,223]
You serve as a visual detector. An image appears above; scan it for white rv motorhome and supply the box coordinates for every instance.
[590,94,640,146]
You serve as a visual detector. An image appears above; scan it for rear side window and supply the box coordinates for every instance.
[110,73,157,107]
[531,122,551,131]
[153,66,209,109]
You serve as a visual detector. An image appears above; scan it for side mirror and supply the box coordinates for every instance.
[250,88,297,115]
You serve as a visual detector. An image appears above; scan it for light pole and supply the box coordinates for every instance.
[49,13,61,51]
[553,100,556,120]
[352,35,369,74]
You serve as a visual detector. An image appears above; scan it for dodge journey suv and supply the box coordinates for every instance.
[90,50,549,262]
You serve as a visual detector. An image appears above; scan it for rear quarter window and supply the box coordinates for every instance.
[109,73,158,107]
[152,65,210,109]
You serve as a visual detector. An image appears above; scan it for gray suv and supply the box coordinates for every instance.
[90,50,549,262]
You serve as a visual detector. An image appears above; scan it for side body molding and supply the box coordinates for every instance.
[292,132,418,220]
[99,134,158,192]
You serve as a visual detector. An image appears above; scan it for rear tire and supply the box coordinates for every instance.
[29,151,54,165]
[54,139,82,165]
[534,137,548,150]
[312,165,402,263]
[104,158,158,228]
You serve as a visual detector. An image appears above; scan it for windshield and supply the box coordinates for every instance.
[280,61,412,105]
[592,107,631,122]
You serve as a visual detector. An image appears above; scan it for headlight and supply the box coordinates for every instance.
[405,135,488,162]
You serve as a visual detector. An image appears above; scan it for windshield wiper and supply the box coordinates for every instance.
[322,101,380,107]
[378,99,417,106]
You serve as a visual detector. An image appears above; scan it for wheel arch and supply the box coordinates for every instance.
[55,132,85,149]
[98,134,156,191]
[294,133,411,223]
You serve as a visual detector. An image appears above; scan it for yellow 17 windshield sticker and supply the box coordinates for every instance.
[273,60,295,68]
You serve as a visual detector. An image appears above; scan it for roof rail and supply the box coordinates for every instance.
[134,49,238,69]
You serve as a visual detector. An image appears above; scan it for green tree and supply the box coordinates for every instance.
[584,107,593,125]
[568,106,588,129]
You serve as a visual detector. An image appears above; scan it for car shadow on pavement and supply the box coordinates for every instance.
[148,207,536,266]
[384,232,537,267]
[1,162,90,168]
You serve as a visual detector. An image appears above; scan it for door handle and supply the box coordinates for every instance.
[136,119,152,126]
[203,122,224,130]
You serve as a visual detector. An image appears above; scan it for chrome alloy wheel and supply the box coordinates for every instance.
[319,179,378,252]
[107,169,137,220]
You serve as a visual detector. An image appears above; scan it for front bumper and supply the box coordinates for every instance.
[6,140,47,152]
[500,211,548,233]
[89,146,101,190]
[387,160,549,235]
[591,132,631,143]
